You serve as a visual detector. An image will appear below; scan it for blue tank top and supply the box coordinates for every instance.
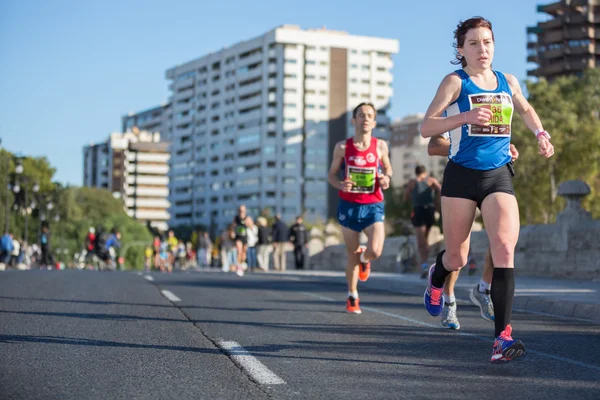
[445,69,513,170]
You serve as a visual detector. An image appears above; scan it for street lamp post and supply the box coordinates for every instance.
[4,157,9,233]
[25,182,39,244]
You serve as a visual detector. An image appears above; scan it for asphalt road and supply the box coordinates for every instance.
[1,270,598,399]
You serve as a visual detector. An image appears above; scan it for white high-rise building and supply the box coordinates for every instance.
[165,25,398,229]
[83,130,170,231]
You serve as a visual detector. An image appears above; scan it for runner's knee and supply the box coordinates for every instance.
[444,250,467,271]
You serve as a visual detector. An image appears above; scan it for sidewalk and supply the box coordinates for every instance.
[265,269,600,323]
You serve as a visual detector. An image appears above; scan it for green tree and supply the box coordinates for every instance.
[53,187,153,269]
[512,69,600,224]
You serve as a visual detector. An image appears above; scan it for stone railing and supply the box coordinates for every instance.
[308,180,599,279]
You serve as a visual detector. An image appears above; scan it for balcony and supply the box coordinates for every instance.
[132,198,170,208]
[128,164,169,175]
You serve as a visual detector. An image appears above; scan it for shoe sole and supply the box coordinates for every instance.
[441,322,460,330]
[469,289,494,322]
[346,309,362,314]
[491,342,526,363]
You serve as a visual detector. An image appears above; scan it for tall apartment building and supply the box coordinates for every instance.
[83,131,170,231]
[527,0,600,80]
[166,25,398,229]
[389,114,447,188]
[122,103,172,141]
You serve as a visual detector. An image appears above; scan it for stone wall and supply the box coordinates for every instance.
[307,180,600,279]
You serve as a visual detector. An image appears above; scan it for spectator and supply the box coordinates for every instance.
[197,232,213,268]
[40,224,54,269]
[289,216,309,270]
[1,232,14,266]
[271,214,289,271]
[256,217,272,271]
[246,216,258,271]
[220,225,237,272]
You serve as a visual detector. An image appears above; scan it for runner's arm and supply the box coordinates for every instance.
[429,177,442,193]
[421,74,464,138]
[378,140,392,189]
[506,74,553,158]
[427,135,450,156]
[327,142,348,191]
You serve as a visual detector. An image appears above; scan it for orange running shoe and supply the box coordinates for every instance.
[357,245,370,282]
[346,296,362,314]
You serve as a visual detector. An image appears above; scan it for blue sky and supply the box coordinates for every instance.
[0,0,544,185]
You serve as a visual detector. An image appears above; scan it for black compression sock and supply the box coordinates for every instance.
[430,250,451,288]
[491,268,515,337]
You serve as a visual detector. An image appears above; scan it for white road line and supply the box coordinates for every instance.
[144,275,154,281]
[301,291,600,373]
[217,340,285,385]
[161,290,181,302]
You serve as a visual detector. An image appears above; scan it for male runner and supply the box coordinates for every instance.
[327,102,392,314]
[404,165,441,278]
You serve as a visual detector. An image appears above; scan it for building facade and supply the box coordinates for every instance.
[389,114,447,189]
[83,131,170,231]
[122,103,172,142]
[165,25,398,229]
[527,0,600,80]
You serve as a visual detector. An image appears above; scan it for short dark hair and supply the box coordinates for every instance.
[352,102,377,118]
[415,165,427,176]
[452,17,494,68]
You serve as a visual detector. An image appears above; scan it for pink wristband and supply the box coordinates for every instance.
[535,129,551,140]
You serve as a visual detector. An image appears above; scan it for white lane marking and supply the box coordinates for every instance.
[304,292,336,302]
[161,290,181,302]
[136,272,142,276]
[301,291,600,373]
[217,340,285,385]
[144,275,154,281]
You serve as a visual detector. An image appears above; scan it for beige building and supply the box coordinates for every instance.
[83,130,170,231]
[527,0,600,80]
[389,114,447,189]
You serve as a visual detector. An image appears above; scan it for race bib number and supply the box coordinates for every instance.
[347,166,376,193]
[468,93,513,137]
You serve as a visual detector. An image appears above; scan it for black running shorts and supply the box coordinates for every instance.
[441,160,515,209]
[411,206,435,228]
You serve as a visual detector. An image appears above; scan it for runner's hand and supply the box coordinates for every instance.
[378,175,390,190]
[464,108,492,126]
[341,179,354,192]
[538,136,554,158]
[509,144,519,161]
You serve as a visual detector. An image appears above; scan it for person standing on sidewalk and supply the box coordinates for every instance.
[421,17,554,362]
[245,216,258,272]
[327,102,392,315]
[40,223,54,269]
[428,133,520,330]
[404,165,441,278]
[256,217,272,271]
[289,216,309,270]
[233,205,249,276]
[197,231,212,268]
[271,215,288,271]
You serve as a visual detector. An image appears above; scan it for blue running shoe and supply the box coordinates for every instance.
[490,324,525,363]
[424,264,444,316]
